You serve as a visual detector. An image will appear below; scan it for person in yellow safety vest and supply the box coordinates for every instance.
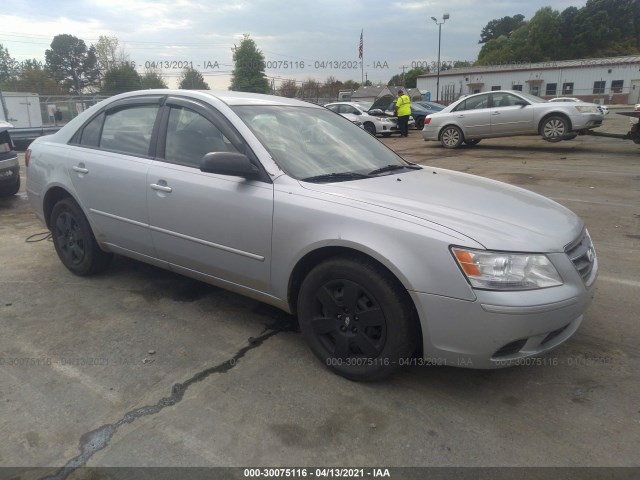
[395,89,411,137]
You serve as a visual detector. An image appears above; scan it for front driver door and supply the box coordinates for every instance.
[147,97,273,293]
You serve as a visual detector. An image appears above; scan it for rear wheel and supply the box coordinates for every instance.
[297,256,418,381]
[415,117,425,130]
[50,198,112,276]
[440,125,464,149]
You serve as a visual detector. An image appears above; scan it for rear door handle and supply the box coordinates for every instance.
[150,183,172,193]
[72,166,89,174]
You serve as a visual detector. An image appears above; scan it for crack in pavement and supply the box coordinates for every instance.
[40,318,298,480]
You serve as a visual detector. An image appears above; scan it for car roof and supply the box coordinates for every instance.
[105,89,323,109]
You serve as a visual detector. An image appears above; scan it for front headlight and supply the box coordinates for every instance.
[574,106,599,114]
[451,247,563,290]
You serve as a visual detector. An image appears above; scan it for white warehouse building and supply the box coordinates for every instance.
[416,56,640,106]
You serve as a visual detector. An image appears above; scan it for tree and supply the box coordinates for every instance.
[0,44,17,83]
[479,15,526,43]
[94,35,120,72]
[3,59,64,95]
[140,69,168,89]
[102,64,141,94]
[277,79,298,97]
[230,34,270,93]
[178,66,209,89]
[526,7,561,62]
[45,34,101,94]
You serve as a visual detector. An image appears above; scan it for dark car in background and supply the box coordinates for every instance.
[0,122,20,197]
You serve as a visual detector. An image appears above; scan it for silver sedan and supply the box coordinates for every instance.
[26,90,597,380]
[422,90,603,148]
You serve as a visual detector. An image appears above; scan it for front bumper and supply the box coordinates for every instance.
[410,253,597,369]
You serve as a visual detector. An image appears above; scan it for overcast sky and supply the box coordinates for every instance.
[1,0,588,90]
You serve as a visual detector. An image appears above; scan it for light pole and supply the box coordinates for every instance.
[431,13,449,103]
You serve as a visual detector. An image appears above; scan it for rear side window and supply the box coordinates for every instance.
[78,113,104,147]
[100,105,159,156]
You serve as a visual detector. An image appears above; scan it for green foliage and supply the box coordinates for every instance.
[45,34,101,94]
[178,66,210,90]
[0,44,17,83]
[387,68,427,88]
[477,1,640,65]
[2,58,64,95]
[101,64,141,94]
[479,15,526,44]
[141,69,168,89]
[230,34,270,93]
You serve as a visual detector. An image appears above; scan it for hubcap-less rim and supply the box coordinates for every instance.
[442,128,460,147]
[54,212,85,265]
[310,279,387,359]
[544,119,566,137]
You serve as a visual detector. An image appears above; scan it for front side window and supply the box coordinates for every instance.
[100,105,159,156]
[164,107,237,168]
[491,92,521,108]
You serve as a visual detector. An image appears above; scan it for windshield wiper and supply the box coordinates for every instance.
[368,164,422,176]
[301,172,371,183]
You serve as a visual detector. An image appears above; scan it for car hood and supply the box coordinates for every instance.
[300,167,583,252]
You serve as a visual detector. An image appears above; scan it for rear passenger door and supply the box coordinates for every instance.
[450,93,491,137]
[147,97,274,292]
[66,95,163,259]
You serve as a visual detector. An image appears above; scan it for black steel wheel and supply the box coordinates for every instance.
[298,256,418,381]
[50,198,112,276]
[440,125,464,149]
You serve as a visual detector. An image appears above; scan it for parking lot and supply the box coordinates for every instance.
[1,110,639,475]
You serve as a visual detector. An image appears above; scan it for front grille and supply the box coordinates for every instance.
[565,230,596,285]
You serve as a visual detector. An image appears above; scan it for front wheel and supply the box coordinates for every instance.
[50,198,112,276]
[297,256,418,381]
[541,115,569,141]
[440,125,464,149]
[363,122,376,135]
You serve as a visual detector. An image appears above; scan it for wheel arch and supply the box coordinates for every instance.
[286,246,423,349]
[43,186,75,229]
[538,112,572,135]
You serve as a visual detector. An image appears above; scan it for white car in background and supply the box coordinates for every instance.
[325,102,400,136]
[548,97,609,115]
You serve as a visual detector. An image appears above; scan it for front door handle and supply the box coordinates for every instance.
[150,183,172,193]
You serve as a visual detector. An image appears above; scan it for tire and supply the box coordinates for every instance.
[415,117,425,130]
[297,256,419,381]
[463,139,481,146]
[363,122,376,135]
[50,198,112,276]
[541,115,569,141]
[0,177,19,197]
[381,133,392,137]
[440,125,464,149]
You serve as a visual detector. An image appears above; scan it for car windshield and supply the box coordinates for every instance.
[354,101,373,111]
[232,105,409,180]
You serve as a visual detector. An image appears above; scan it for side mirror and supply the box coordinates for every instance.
[200,152,260,179]
[514,100,528,107]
